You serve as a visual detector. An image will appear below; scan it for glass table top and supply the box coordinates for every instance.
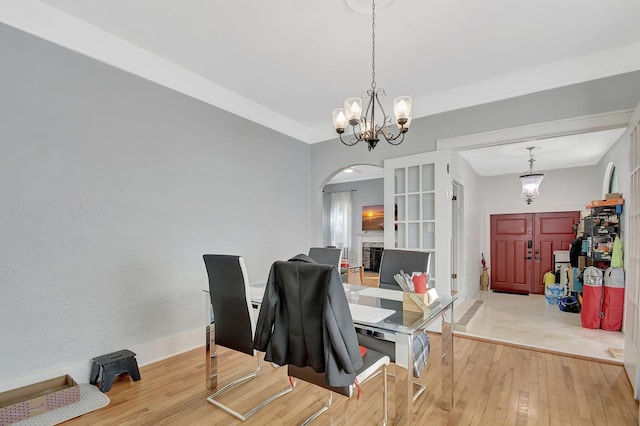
[204,284,455,336]
[343,284,455,335]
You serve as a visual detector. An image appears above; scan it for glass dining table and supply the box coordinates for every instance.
[204,284,455,424]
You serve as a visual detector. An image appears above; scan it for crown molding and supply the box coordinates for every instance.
[2,1,640,145]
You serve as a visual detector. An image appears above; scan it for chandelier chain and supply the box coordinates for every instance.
[371,0,376,90]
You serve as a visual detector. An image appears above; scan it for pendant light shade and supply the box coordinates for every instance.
[519,147,544,205]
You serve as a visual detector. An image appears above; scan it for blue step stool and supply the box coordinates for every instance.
[90,349,141,392]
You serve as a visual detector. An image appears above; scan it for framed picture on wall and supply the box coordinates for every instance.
[362,204,384,231]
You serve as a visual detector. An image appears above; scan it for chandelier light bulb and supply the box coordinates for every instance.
[332,108,348,132]
[344,97,363,124]
[393,96,412,130]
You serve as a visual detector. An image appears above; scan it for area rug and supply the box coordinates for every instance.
[13,384,109,425]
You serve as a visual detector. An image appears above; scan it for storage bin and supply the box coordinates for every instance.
[544,283,564,305]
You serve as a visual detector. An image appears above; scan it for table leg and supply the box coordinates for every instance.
[394,333,413,424]
[441,304,454,411]
[206,323,218,390]
[205,294,218,390]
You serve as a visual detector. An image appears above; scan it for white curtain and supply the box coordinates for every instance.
[327,191,352,256]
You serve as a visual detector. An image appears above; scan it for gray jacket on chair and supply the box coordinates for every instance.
[253,254,363,387]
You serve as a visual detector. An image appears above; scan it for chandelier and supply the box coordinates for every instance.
[519,147,544,204]
[332,0,412,151]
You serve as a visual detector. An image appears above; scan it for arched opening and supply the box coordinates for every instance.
[602,161,618,198]
[322,165,383,269]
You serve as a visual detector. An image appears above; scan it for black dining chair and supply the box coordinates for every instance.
[308,246,347,281]
[377,249,431,290]
[359,248,432,400]
[254,257,390,425]
[203,254,292,421]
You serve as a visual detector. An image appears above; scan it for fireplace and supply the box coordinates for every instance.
[363,242,384,272]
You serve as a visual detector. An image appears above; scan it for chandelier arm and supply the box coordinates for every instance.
[372,89,401,143]
[376,116,394,141]
[378,124,404,144]
[363,91,375,121]
[339,132,361,147]
[386,132,406,146]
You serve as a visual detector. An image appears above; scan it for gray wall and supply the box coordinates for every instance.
[0,23,310,387]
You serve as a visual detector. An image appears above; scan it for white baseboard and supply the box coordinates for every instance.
[0,327,202,393]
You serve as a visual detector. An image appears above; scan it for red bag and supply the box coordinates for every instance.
[602,268,624,331]
[581,267,603,329]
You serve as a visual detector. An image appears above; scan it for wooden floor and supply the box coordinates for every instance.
[65,335,638,425]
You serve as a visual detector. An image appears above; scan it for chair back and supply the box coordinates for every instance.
[378,249,431,290]
[203,254,255,355]
[279,261,354,397]
[308,247,343,269]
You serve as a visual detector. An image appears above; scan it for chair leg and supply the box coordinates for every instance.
[207,357,293,421]
[301,391,333,426]
[360,370,425,402]
[382,365,388,426]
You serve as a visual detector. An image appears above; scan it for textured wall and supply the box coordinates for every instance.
[0,23,310,386]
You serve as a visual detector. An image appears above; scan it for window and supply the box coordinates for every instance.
[327,191,352,254]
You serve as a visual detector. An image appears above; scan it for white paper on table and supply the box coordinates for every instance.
[348,303,395,323]
[357,287,403,301]
[249,285,266,302]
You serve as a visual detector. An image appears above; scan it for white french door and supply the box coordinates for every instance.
[626,110,640,398]
[383,150,452,296]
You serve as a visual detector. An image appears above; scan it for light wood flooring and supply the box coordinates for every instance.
[65,334,638,425]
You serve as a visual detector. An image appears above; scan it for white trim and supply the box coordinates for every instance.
[436,110,633,152]
[0,328,202,393]
[414,43,640,124]
[2,1,640,144]
[0,1,311,143]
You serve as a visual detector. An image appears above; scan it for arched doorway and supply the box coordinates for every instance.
[322,164,383,267]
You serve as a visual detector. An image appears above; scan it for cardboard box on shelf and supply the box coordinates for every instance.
[0,375,79,425]
[605,192,622,200]
[586,198,625,208]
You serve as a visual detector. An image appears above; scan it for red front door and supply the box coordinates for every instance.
[490,214,533,294]
[490,211,579,294]
[531,212,580,294]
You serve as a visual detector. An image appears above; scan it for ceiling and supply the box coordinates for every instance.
[327,125,626,183]
[328,165,384,184]
[1,0,640,146]
[457,127,627,176]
